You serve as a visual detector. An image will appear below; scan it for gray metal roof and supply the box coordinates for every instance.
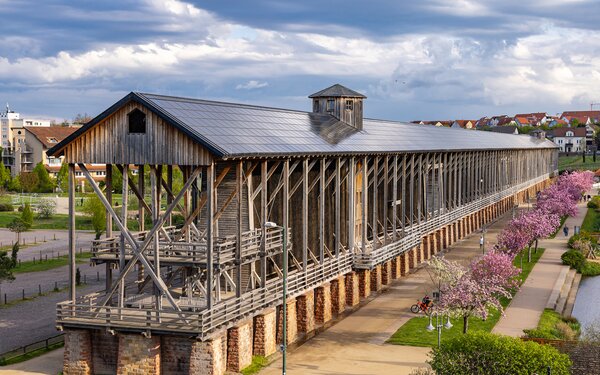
[134,92,557,158]
[308,84,367,98]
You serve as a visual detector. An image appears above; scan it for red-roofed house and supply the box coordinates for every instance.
[514,112,548,126]
[451,120,476,129]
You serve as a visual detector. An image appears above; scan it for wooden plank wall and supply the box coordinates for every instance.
[62,102,213,166]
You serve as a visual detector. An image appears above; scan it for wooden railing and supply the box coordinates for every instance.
[91,227,288,269]
[353,174,550,268]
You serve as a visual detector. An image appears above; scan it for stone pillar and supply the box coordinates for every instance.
[408,247,417,269]
[277,299,298,345]
[391,256,401,279]
[63,329,93,375]
[435,230,442,252]
[189,334,227,375]
[370,265,382,292]
[254,308,277,357]
[117,334,161,375]
[401,252,410,275]
[296,291,315,334]
[417,242,423,263]
[91,330,118,374]
[331,276,346,315]
[315,283,332,325]
[382,260,392,285]
[430,234,437,255]
[345,271,360,307]
[227,320,253,373]
[358,269,371,298]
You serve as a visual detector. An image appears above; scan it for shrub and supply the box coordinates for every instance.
[0,203,13,212]
[429,331,571,375]
[523,328,556,340]
[588,200,598,209]
[568,232,596,248]
[561,249,586,270]
[580,261,600,277]
[36,198,56,219]
[555,321,577,340]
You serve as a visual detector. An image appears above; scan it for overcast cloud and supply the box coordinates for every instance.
[1,0,600,121]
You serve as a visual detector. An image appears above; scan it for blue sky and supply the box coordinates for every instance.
[1,0,600,122]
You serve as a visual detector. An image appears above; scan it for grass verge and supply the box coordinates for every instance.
[524,308,580,340]
[581,205,600,233]
[241,356,269,375]
[387,248,545,347]
[13,252,91,274]
[0,341,64,366]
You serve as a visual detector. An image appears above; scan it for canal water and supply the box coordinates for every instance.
[571,275,600,335]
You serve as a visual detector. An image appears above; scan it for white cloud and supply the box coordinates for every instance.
[236,80,269,90]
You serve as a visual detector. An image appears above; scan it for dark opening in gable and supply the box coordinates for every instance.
[128,108,146,134]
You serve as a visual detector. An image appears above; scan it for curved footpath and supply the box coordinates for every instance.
[259,208,520,375]
[492,199,587,337]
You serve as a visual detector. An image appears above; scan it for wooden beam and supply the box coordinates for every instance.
[362,156,368,254]
[319,158,325,263]
[302,158,309,272]
[335,158,340,257]
[68,164,76,303]
[105,164,113,238]
[236,161,243,297]
[206,163,214,308]
[348,157,355,252]
[260,161,267,288]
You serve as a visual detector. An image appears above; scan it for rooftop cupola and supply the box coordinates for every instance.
[309,84,366,130]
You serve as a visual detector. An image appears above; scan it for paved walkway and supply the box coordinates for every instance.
[260,209,519,375]
[0,348,63,375]
[493,199,587,337]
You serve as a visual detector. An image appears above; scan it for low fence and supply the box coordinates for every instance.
[0,333,64,365]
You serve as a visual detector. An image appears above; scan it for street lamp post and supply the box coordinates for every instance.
[426,311,453,348]
[264,221,287,375]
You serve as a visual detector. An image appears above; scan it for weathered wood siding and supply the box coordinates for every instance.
[61,102,213,165]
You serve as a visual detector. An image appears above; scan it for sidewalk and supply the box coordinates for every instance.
[259,209,518,375]
[492,200,587,337]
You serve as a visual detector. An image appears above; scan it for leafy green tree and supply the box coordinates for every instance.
[19,172,38,193]
[111,165,123,193]
[0,243,19,283]
[7,176,21,192]
[33,162,54,192]
[0,161,11,188]
[7,219,27,243]
[83,195,106,239]
[56,162,68,193]
[21,203,33,228]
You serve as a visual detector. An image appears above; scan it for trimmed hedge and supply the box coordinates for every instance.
[429,332,571,375]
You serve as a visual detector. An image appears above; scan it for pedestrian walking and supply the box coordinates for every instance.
[563,226,569,237]
[479,235,485,254]
[588,194,592,201]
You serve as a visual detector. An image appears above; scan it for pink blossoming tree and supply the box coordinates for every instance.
[432,251,521,333]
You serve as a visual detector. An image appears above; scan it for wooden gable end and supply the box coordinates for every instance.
[61,101,214,166]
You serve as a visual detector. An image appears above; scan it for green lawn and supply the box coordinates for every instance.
[558,155,600,172]
[581,205,600,233]
[13,252,92,274]
[0,212,95,230]
[388,248,545,347]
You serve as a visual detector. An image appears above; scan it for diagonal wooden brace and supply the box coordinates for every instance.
[80,163,201,311]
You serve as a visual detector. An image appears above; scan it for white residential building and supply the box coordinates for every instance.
[551,127,586,153]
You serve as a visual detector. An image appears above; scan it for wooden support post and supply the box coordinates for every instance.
[319,158,325,263]
[362,157,368,253]
[392,155,398,242]
[347,157,355,252]
[383,155,388,245]
[68,164,76,303]
[261,161,268,287]
[167,165,173,226]
[372,156,378,248]
[302,159,308,272]
[335,158,341,257]
[105,164,113,237]
[236,162,243,297]
[138,165,145,232]
[207,163,215,308]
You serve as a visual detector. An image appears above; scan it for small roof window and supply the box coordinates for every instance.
[128,109,146,134]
